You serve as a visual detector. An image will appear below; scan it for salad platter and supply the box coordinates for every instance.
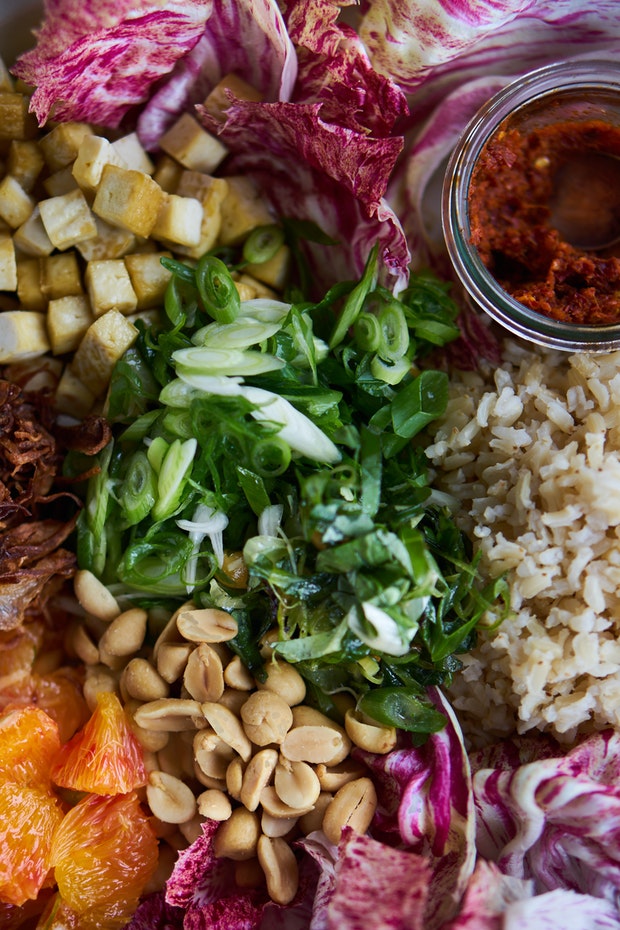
[2,1,620,929]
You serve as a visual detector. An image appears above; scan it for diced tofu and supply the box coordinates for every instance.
[55,366,96,418]
[124,251,172,309]
[158,113,228,173]
[72,134,126,192]
[234,272,277,300]
[152,154,183,193]
[92,165,164,237]
[70,309,138,396]
[151,193,203,247]
[39,188,97,250]
[7,140,44,192]
[76,216,136,262]
[0,175,34,228]
[47,294,94,355]
[245,244,290,290]
[40,252,83,300]
[39,121,93,171]
[44,165,79,197]
[112,133,154,174]
[217,176,273,246]
[174,174,228,259]
[202,73,263,122]
[0,93,38,141]
[13,206,55,257]
[85,259,138,317]
[0,236,16,291]
[233,279,257,302]
[16,258,46,310]
[0,310,49,362]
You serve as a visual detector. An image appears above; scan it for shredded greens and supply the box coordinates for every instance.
[77,232,509,736]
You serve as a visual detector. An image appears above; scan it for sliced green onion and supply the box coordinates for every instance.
[378,301,409,360]
[119,451,157,526]
[160,255,198,285]
[164,276,187,326]
[173,345,285,377]
[241,298,291,323]
[191,316,282,349]
[329,244,378,349]
[370,354,411,385]
[354,312,381,352]
[242,224,285,265]
[159,378,206,409]
[250,436,291,477]
[195,254,240,323]
[146,436,169,474]
[152,437,198,522]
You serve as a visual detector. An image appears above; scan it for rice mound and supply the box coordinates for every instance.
[426,338,620,745]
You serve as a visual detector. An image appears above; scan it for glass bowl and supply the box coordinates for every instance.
[442,58,620,352]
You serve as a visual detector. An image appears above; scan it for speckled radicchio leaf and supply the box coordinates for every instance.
[13,0,296,131]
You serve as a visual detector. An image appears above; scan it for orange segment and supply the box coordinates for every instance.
[0,705,60,789]
[50,792,158,930]
[50,691,146,795]
[0,782,64,906]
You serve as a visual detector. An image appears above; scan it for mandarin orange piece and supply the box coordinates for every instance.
[0,705,61,789]
[50,792,159,930]
[50,691,146,795]
[0,782,64,907]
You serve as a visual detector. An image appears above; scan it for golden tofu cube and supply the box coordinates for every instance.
[72,134,126,192]
[39,188,97,250]
[40,252,83,301]
[39,121,93,171]
[13,206,55,257]
[202,73,263,122]
[55,366,96,418]
[124,251,172,309]
[85,259,138,317]
[43,165,79,197]
[7,140,44,192]
[112,133,154,174]
[92,165,164,237]
[0,310,49,362]
[152,193,203,247]
[76,216,136,262]
[235,272,277,300]
[16,258,45,310]
[0,236,16,291]
[245,244,290,290]
[152,154,183,193]
[158,113,228,173]
[0,93,38,141]
[48,294,94,355]
[0,175,34,228]
[70,309,138,396]
[217,176,273,246]
[175,174,228,259]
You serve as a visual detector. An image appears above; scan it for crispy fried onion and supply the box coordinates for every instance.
[0,379,111,629]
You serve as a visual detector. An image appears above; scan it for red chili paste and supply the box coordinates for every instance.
[468,119,620,325]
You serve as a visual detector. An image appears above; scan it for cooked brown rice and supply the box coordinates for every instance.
[425,338,620,745]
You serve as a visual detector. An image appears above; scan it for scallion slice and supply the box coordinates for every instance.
[195,254,240,323]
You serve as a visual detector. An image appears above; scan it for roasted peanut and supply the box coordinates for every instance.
[224,655,255,690]
[82,665,119,712]
[322,777,377,845]
[226,757,245,801]
[121,658,170,702]
[134,698,204,731]
[240,691,293,746]
[316,758,366,792]
[153,600,194,657]
[183,643,225,702]
[344,707,397,754]
[201,701,253,761]
[179,814,205,845]
[156,641,194,684]
[298,792,333,835]
[218,687,249,715]
[259,785,314,819]
[280,724,351,766]
[98,607,148,657]
[213,807,260,860]
[125,699,170,753]
[176,607,238,643]
[146,770,197,824]
[274,759,321,810]
[193,728,236,781]
[261,810,298,838]
[158,734,196,781]
[239,748,278,812]
[197,788,232,821]
[234,858,264,889]
[255,658,306,706]
[67,621,99,665]
[257,836,299,906]
[74,569,120,621]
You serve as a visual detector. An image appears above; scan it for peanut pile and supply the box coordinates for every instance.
[70,569,396,904]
